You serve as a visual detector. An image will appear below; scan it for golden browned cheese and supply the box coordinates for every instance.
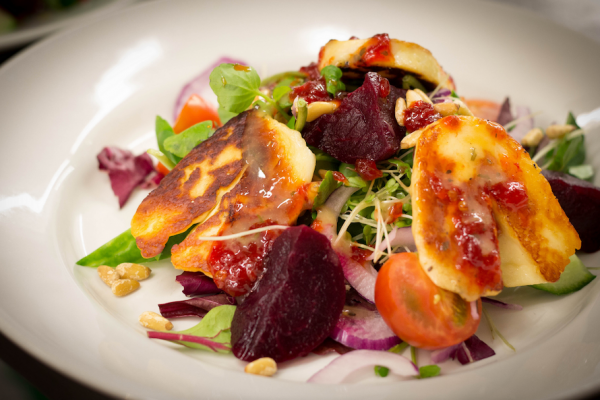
[318,36,455,90]
[171,112,317,275]
[131,113,248,258]
[411,116,580,302]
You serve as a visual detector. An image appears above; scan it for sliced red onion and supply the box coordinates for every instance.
[482,297,523,311]
[508,105,533,143]
[430,88,452,103]
[158,294,235,318]
[307,350,417,383]
[97,146,156,208]
[430,343,462,364]
[147,331,230,352]
[451,335,495,365]
[173,56,246,121]
[176,271,223,296]
[312,338,354,356]
[331,289,400,350]
[496,97,513,126]
[337,253,378,303]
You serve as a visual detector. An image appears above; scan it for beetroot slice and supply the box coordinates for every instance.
[231,225,346,362]
[542,170,600,253]
[302,72,406,163]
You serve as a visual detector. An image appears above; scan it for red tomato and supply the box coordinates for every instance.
[375,253,481,350]
[156,162,170,176]
[173,94,221,133]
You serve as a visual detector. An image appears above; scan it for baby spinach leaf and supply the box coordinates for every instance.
[567,164,593,180]
[155,116,181,165]
[313,171,342,210]
[163,121,214,158]
[320,65,346,95]
[158,305,236,353]
[76,229,146,267]
[209,63,261,113]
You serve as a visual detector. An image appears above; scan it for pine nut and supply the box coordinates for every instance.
[413,88,433,104]
[395,98,406,126]
[401,127,425,149]
[546,124,576,139]
[306,101,339,122]
[521,128,544,147]
[244,357,277,376]
[116,263,151,281]
[139,311,173,331]
[406,90,422,108]
[98,265,121,287]
[111,279,140,297]
[433,102,459,117]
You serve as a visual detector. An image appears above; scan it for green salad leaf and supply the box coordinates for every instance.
[320,65,346,95]
[155,116,181,166]
[162,305,236,353]
[272,85,292,102]
[209,63,262,113]
[218,105,237,125]
[567,164,594,181]
[163,121,214,158]
[76,229,146,267]
[418,365,441,379]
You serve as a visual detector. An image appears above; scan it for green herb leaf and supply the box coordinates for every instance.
[163,121,214,158]
[155,116,180,165]
[272,86,291,102]
[209,63,261,113]
[568,164,594,180]
[451,90,460,99]
[218,105,238,125]
[374,365,389,377]
[313,171,342,210]
[418,365,441,379]
[545,134,585,172]
[566,111,581,129]
[164,305,236,353]
[76,229,146,267]
[287,116,296,129]
[320,65,346,96]
[402,75,426,92]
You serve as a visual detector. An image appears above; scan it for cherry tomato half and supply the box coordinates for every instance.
[375,252,481,350]
[173,94,221,133]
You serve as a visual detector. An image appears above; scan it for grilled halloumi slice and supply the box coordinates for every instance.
[317,35,455,91]
[169,111,316,275]
[131,114,248,258]
[411,116,580,302]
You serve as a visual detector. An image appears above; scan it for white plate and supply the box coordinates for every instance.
[0,0,136,51]
[0,0,599,398]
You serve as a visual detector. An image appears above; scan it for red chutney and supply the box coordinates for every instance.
[299,62,321,81]
[355,159,383,181]
[386,202,404,223]
[332,171,348,183]
[291,77,330,104]
[361,33,394,64]
[209,220,281,297]
[351,245,372,263]
[404,101,441,132]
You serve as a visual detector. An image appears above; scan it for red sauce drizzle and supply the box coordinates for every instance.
[361,33,394,64]
[404,101,442,132]
[355,159,383,181]
[208,220,281,297]
[291,77,330,104]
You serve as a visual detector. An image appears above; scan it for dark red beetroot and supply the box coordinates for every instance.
[302,72,406,163]
[542,170,600,253]
[231,225,346,362]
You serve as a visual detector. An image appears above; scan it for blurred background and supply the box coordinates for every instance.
[0,0,598,398]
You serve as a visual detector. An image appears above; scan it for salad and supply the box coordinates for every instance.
[77,33,599,382]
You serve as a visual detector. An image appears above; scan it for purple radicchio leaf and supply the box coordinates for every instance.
[496,97,513,126]
[482,297,523,311]
[158,294,235,319]
[451,335,496,365]
[97,146,159,208]
[176,271,223,296]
